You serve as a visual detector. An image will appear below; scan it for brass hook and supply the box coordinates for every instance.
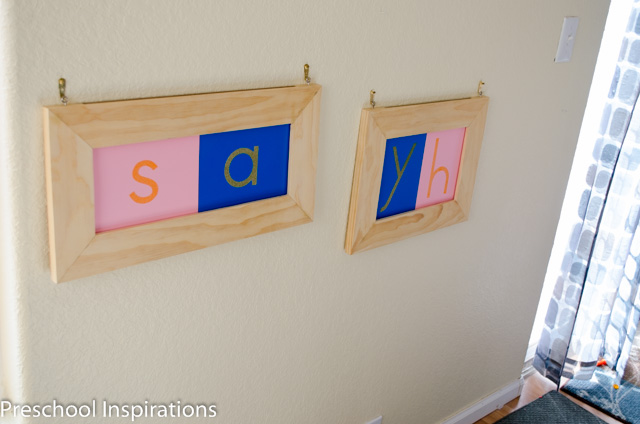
[58,78,68,106]
[477,80,485,96]
[370,90,376,108]
[304,64,310,85]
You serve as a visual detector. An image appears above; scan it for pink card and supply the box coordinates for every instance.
[94,136,200,232]
[415,127,465,209]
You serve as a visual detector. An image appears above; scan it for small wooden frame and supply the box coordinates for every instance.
[345,96,489,254]
[44,84,322,282]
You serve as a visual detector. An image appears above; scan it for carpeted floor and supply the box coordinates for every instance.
[562,324,640,424]
[563,368,640,424]
[495,391,606,424]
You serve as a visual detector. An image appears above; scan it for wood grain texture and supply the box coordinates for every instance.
[43,110,96,282]
[43,84,322,282]
[48,84,321,149]
[455,98,489,215]
[354,201,468,253]
[344,110,386,254]
[288,86,322,219]
[371,96,488,139]
[345,96,489,254]
[63,195,310,282]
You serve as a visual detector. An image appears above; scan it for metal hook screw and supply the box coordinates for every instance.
[59,78,68,106]
[370,90,376,108]
[304,64,310,85]
[477,80,485,96]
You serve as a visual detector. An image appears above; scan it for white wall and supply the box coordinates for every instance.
[0,1,608,423]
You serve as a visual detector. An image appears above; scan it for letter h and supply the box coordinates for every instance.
[427,138,449,197]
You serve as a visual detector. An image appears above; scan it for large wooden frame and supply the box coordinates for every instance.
[345,96,489,254]
[44,84,322,282]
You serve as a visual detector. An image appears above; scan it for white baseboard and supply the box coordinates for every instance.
[521,359,536,379]
[438,378,524,424]
[525,342,538,364]
[521,342,538,379]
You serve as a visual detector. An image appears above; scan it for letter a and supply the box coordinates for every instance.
[379,143,416,213]
[224,146,259,187]
[427,138,450,197]
[130,160,159,204]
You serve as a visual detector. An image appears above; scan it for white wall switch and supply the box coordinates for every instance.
[365,416,382,424]
[555,16,579,63]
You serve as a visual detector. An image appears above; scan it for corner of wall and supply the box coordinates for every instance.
[0,0,26,402]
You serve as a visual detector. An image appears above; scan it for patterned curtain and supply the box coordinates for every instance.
[534,4,640,385]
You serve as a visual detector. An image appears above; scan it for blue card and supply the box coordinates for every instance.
[376,134,426,219]
[198,124,290,212]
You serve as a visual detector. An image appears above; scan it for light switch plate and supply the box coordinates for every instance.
[555,16,579,63]
[365,416,382,424]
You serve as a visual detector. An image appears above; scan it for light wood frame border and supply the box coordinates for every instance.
[44,84,322,282]
[345,96,489,254]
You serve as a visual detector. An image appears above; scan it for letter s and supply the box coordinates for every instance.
[130,160,159,204]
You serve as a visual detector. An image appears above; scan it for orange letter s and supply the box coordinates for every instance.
[130,160,159,204]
